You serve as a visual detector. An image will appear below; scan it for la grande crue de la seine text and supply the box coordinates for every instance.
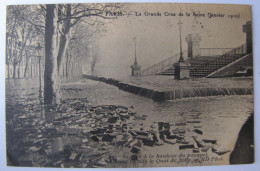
[105,11,240,19]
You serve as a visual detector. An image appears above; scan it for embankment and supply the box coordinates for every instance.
[82,74,253,102]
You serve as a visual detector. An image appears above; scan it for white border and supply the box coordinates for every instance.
[1,0,259,171]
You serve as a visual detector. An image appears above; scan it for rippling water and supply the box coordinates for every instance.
[62,78,253,167]
[6,78,254,167]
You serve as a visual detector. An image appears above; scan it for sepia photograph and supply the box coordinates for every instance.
[4,1,255,169]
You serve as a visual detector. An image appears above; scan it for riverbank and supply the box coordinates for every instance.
[82,74,253,101]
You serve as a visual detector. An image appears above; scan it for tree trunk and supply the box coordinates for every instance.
[34,62,37,78]
[68,52,72,78]
[13,64,16,79]
[65,51,69,78]
[6,33,10,79]
[44,4,60,107]
[70,60,74,77]
[24,57,29,78]
[8,63,10,79]
[57,5,72,74]
[8,17,18,79]
[31,58,33,78]
[18,62,21,79]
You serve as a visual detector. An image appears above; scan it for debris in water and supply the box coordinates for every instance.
[179,144,195,150]
[202,139,217,144]
[69,153,78,160]
[193,129,203,135]
[131,146,140,154]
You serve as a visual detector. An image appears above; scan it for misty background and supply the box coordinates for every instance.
[81,3,251,79]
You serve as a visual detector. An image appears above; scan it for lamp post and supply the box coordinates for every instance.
[131,36,141,76]
[177,19,184,62]
[174,19,190,80]
[134,37,137,65]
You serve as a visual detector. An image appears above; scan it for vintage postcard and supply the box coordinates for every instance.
[5,2,253,168]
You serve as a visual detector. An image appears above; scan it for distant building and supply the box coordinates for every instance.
[185,34,201,58]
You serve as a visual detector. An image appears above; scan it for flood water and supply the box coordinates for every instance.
[6,78,254,167]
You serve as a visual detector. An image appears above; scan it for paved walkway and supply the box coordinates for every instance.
[121,75,253,92]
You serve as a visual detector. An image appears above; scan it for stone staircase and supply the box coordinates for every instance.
[140,43,248,78]
[156,67,175,75]
[157,56,219,76]
[140,50,188,76]
[190,44,247,78]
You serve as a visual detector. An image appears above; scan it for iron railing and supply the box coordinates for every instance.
[140,50,188,76]
[190,43,247,77]
[200,48,234,57]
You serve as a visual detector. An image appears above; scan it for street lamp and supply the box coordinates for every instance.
[174,19,190,80]
[133,37,137,65]
[177,19,184,62]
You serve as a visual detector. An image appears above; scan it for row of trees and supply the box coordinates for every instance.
[6,5,44,79]
[6,3,128,109]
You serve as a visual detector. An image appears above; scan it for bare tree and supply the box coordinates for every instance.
[6,5,44,79]
[43,3,128,107]
[7,3,129,107]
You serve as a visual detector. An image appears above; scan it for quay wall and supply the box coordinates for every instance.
[82,74,253,102]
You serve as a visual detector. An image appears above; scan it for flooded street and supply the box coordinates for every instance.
[3,2,255,169]
[6,78,253,167]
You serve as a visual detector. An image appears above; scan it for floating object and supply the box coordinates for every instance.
[131,154,138,161]
[163,139,176,145]
[175,122,186,126]
[179,144,195,150]
[176,140,189,144]
[175,135,185,140]
[129,139,139,147]
[155,140,165,146]
[96,158,107,166]
[201,146,210,152]
[193,148,200,153]
[192,137,204,147]
[135,131,149,136]
[142,138,155,147]
[91,136,99,142]
[81,139,88,143]
[90,130,99,135]
[178,129,186,134]
[159,132,165,140]
[214,150,230,155]
[69,153,78,160]
[212,145,230,155]
[193,129,203,135]
[187,120,201,123]
[131,146,140,154]
[29,147,41,152]
[102,134,115,142]
[166,134,176,139]
[129,131,138,137]
[202,139,216,144]
[108,117,118,123]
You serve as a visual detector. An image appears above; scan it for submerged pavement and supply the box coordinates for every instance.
[6,77,254,168]
[83,74,253,101]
